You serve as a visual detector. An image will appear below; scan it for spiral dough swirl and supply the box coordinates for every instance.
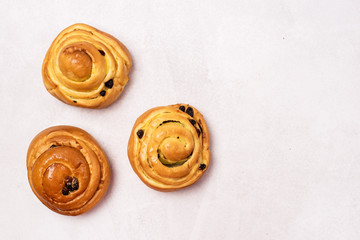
[42,23,132,108]
[128,104,210,191]
[27,126,111,215]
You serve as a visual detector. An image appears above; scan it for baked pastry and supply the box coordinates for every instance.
[128,104,210,191]
[27,126,111,215]
[42,23,132,108]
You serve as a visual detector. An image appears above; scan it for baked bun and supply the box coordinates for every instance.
[42,23,132,108]
[128,104,210,191]
[27,126,111,215]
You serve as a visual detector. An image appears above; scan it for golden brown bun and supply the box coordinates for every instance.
[27,126,111,215]
[128,104,210,191]
[42,23,132,108]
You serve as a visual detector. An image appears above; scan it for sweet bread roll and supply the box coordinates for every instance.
[128,104,210,191]
[27,126,111,215]
[42,23,132,108]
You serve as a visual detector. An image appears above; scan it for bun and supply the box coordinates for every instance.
[42,23,132,108]
[128,104,210,191]
[27,126,111,215]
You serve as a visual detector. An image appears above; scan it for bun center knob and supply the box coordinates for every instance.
[160,138,191,162]
[43,163,71,199]
[59,47,92,81]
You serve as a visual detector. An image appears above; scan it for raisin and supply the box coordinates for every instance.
[198,123,203,133]
[189,119,196,126]
[179,106,185,112]
[62,187,69,195]
[137,129,144,139]
[66,181,73,191]
[64,176,72,182]
[100,90,106,96]
[98,50,105,56]
[50,145,56,148]
[73,100,77,103]
[105,79,114,89]
[199,163,206,170]
[64,176,73,190]
[186,107,194,117]
[196,128,201,136]
[72,177,79,191]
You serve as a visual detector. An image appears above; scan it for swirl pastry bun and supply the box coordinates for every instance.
[128,104,210,191]
[42,23,132,108]
[27,126,111,215]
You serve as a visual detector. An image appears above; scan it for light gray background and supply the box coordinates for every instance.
[0,0,359,239]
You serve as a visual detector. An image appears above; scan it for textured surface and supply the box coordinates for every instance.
[1,0,360,239]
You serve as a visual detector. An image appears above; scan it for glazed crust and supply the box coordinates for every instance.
[27,126,111,216]
[42,23,132,108]
[128,104,210,191]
